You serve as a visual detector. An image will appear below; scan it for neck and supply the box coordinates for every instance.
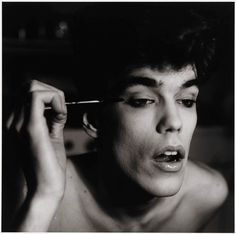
[97,154,165,215]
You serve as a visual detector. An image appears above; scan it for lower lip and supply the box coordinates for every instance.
[152,159,184,172]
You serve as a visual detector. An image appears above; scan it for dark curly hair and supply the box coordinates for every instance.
[72,3,217,99]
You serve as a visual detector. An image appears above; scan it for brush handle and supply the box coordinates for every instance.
[44,98,124,110]
[44,100,101,110]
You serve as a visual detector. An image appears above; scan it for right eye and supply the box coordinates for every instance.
[126,98,155,108]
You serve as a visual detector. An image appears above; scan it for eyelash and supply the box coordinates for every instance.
[126,98,196,108]
[126,98,155,107]
[177,99,196,108]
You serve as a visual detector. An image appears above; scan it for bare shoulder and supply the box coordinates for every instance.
[65,153,100,195]
[165,160,229,232]
[184,160,228,213]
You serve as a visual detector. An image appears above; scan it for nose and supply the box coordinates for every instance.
[156,103,182,134]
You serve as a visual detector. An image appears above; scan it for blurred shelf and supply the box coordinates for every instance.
[3,38,73,55]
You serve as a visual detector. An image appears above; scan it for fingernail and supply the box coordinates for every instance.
[56,113,67,120]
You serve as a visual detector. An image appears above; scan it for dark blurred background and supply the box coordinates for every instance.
[2,2,234,232]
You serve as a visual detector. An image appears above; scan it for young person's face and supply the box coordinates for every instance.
[99,65,199,197]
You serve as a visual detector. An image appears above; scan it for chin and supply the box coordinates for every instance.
[155,184,182,197]
[141,172,185,198]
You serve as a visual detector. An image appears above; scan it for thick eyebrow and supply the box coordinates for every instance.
[181,79,199,89]
[118,76,199,89]
[119,76,160,89]
[113,76,199,95]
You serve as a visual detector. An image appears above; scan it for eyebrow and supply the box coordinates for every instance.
[182,79,199,88]
[118,76,199,90]
[122,76,159,88]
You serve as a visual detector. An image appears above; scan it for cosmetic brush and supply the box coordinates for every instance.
[44,98,124,110]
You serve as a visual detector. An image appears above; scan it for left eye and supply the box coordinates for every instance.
[127,98,155,107]
[177,99,196,108]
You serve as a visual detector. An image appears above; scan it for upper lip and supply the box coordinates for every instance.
[154,145,185,159]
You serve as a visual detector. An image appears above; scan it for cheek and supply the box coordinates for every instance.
[103,107,153,140]
[101,108,154,162]
[113,112,153,153]
[111,118,156,179]
[181,111,197,149]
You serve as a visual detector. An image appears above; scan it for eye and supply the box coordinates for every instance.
[127,98,155,107]
[177,99,196,108]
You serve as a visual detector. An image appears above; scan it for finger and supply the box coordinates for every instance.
[15,107,25,132]
[29,80,66,113]
[6,113,15,130]
[6,106,25,133]
[50,114,67,140]
[29,80,66,104]
[28,90,67,122]
[6,80,51,132]
[10,81,67,135]
[29,80,60,92]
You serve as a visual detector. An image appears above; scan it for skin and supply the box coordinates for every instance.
[98,65,198,198]
[6,66,228,232]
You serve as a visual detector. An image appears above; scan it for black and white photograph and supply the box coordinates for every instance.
[2,2,234,232]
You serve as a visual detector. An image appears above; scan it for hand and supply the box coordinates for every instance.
[7,80,68,200]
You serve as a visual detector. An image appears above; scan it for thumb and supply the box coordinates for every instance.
[50,112,67,140]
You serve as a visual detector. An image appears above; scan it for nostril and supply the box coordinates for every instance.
[166,126,181,133]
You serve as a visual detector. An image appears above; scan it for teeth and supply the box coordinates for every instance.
[164,151,178,156]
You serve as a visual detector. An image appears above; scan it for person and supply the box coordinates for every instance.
[5,3,228,232]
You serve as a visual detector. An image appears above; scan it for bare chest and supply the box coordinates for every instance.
[48,159,207,232]
[48,192,201,232]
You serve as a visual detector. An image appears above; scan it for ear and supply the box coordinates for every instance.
[82,112,98,138]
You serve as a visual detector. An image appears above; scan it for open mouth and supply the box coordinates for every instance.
[153,146,185,172]
[154,151,184,163]
[153,146,185,163]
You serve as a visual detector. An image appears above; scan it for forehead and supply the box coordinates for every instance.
[109,65,198,96]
